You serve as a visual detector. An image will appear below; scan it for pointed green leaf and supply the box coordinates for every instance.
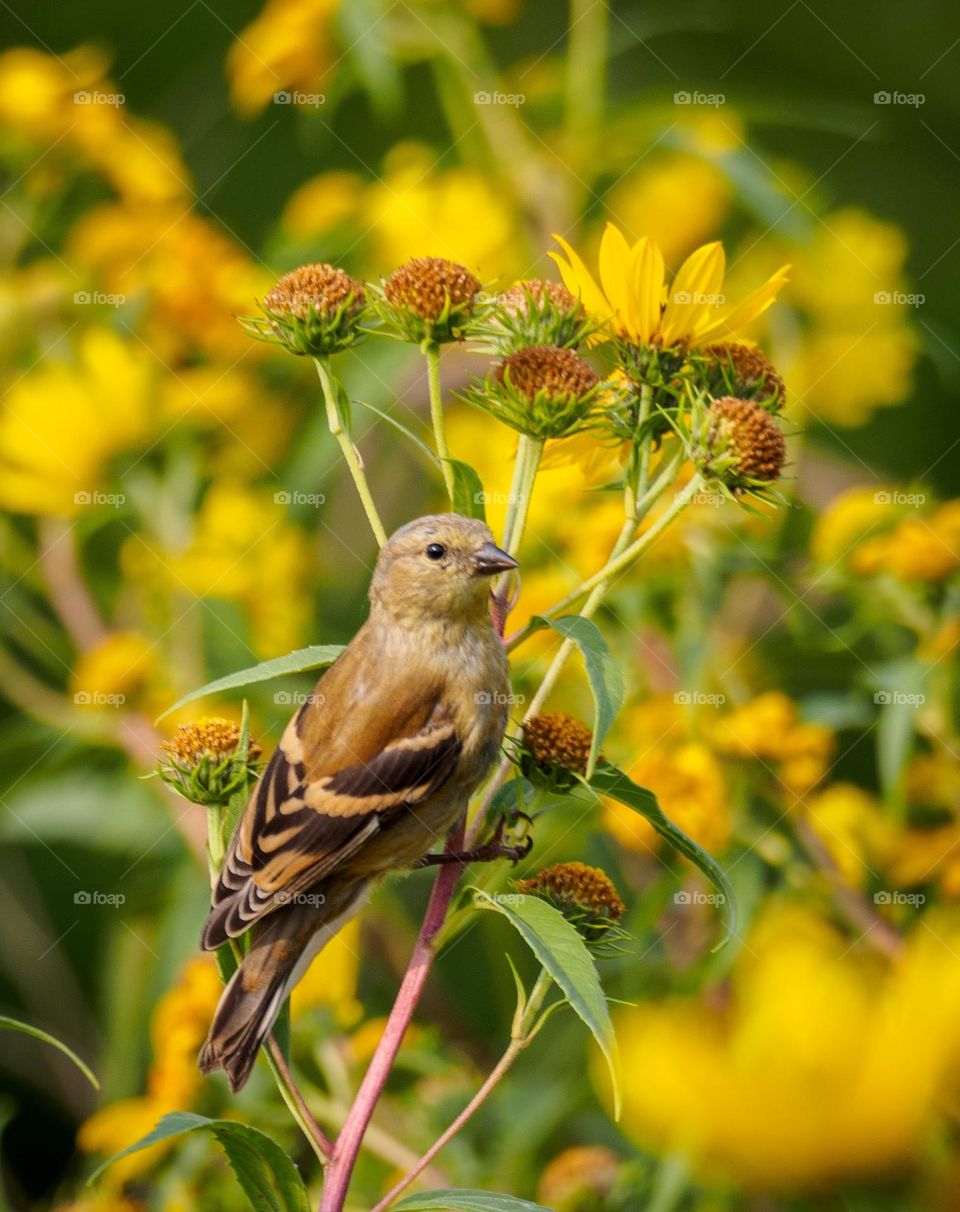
[0,1016,98,1089]
[589,762,737,949]
[448,459,487,521]
[88,1111,309,1212]
[531,615,625,775]
[394,1190,551,1211]
[472,888,620,1117]
[156,645,345,721]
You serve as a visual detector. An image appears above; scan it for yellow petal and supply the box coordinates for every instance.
[598,223,634,337]
[630,236,665,343]
[696,264,791,343]
[549,233,610,319]
[660,241,725,345]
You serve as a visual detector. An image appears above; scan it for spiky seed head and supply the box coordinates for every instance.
[704,341,786,409]
[159,717,263,807]
[242,263,366,356]
[517,862,627,953]
[696,396,786,489]
[381,256,482,343]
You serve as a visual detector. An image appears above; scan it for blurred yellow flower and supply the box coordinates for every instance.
[607,155,732,265]
[802,782,886,887]
[363,144,523,279]
[786,209,916,426]
[282,171,365,239]
[551,222,789,347]
[70,633,157,712]
[0,47,188,204]
[68,203,270,363]
[122,480,314,657]
[606,740,730,857]
[609,906,960,1191]
[79,957,221,1182]
[227,0,339,115]
[0,328,154,516]
[291,917,362,1023]
[810,486,894,565]
[854,501,960,582]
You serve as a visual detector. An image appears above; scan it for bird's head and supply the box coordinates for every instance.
[370,514,518,624]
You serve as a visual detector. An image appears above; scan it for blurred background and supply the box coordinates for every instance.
[1,1,959,1209]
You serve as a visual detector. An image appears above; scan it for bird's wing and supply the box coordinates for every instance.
[201,644,460,948]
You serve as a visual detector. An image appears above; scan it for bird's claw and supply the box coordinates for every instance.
[416,815,533,867]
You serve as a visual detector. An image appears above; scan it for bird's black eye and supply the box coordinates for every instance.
[425,542,446,561]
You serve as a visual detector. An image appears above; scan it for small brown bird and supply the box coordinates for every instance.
[199,514,520,1091]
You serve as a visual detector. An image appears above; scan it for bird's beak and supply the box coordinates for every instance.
[472,541,519,576]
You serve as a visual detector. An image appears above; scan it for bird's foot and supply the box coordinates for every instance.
[416,816,533,867]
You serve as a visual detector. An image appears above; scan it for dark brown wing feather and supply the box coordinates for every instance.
[200,637,460,949]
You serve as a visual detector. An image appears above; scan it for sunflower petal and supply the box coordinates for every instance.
[660,241,726,345]
[549,234,611,319]
[598,223,634,337]
[630,236,665,344]
[696,264,792,343]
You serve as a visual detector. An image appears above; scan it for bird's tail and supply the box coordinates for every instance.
[199,888,367,1092]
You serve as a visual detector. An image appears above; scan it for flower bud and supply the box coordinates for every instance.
[702,341,786,409]
[241,263,366,356]
[465,345,600,439]
[487,279,591,352]
[517,861,627,953]
[380,256,482,343]
[520,711,594,790]
[695,396,786,490]
[159,717,263,807]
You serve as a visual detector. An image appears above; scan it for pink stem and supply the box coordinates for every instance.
[319,828,465,1212]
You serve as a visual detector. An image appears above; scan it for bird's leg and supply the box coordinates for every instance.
[416,814,533,867]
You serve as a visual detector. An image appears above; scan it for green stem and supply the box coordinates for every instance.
[502,434,544,556]
[424,342,455,503]
[505,445,685,652]
[565,0,608,157]
[315,357,387,547]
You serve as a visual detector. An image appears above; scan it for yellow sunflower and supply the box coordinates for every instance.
[550,222,790,348]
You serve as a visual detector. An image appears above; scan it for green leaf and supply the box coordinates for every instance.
[0,1016,98,1089]
[472,889,620,1117]
[355,398,439,465]
[448,459,487,521]
[156,645,345,721]
[589,762,737,950]
[88,1111,309,1212]
[394,1190,551,1212]
[532,615,625,775]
